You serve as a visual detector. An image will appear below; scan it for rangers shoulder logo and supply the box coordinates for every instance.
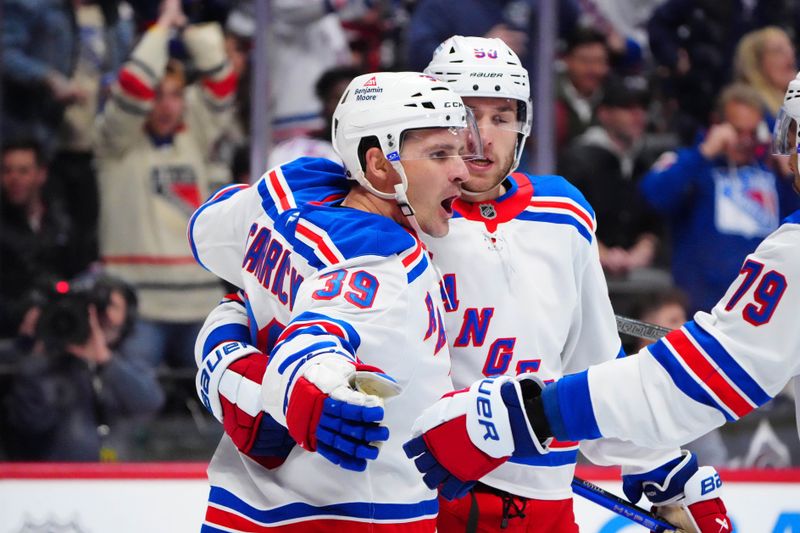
[479,203,497,219]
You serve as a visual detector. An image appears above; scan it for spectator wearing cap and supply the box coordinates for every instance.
[558,77,664,278]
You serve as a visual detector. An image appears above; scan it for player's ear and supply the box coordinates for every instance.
[364,147,399,194]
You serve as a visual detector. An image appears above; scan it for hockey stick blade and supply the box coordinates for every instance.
[572,477,677,532]
[615,315,672,342]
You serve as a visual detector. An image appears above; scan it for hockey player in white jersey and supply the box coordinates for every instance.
[402,36,731,532]
[521,70,800,531]
[188,72,491,532]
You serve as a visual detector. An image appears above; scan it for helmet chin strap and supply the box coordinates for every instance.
[390,161,424,235]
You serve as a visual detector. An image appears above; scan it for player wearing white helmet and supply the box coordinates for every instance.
[404,36,730,533]
[409,67,800,533]
[423,35,532,198]
[187,71,483,532]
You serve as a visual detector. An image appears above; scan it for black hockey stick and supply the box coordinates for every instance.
[615,315,672,342]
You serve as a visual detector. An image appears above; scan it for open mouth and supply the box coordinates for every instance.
[467,157,494,170]
[441,195,458,215]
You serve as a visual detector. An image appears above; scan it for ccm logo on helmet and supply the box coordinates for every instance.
[476,378,500,441]
[444,101,463,108]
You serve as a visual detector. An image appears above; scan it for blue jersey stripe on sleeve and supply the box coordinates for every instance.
[407,254,430,284]
[202,323,251,359]
[684,321,771,407]
[647,339,736,421]
[542,371,602,441]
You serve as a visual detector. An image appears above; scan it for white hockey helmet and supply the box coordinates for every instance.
[332,71,480,210]
[773,72,800,155]
[424,35,532,172]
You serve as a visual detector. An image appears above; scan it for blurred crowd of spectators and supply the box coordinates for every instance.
[1,0,798,465]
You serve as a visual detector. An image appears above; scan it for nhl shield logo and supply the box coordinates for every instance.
[479,203,497,219]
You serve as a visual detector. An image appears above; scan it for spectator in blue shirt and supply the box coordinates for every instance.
[640,83,800,315]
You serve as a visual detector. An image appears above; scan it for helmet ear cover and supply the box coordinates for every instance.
[356,136,381,176]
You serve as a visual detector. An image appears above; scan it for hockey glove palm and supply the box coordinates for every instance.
[623,451,732,533]
[403,375,552,500]
[286,357,400,472]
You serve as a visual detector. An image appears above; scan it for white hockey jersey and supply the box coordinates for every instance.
[543,210,800,448]
[424,173,678,500]
[189,158,452,531]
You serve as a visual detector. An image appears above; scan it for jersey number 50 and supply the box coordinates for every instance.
[724,259,787,326]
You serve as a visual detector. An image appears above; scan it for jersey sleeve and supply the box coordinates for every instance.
[188,183,263,287]
[261,256,410,427]
[559,221,682,470]
[194,290,262,422]
[543,224,800,448]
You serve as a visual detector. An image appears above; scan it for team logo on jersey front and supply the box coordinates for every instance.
[479,203,497,219]
[150,164,201,216]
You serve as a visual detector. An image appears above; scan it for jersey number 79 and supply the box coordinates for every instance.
[724,259,787,326]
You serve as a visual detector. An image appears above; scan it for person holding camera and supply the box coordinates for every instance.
[2,275,165,461]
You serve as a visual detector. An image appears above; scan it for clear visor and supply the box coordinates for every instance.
[469,98,527,135]
[397,108,484,162]
[772,106,799,155]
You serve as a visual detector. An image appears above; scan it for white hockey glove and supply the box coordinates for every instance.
[282,355,400,471]
[182,22,227,73]
[403,374,552,500]
[623,451,732,533]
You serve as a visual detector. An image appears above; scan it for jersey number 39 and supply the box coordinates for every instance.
[312,269,380,309]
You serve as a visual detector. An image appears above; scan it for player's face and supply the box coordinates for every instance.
[1,148,46,207]
[399,128,470,237]
[462,97,519,194]
[147,76,186,137]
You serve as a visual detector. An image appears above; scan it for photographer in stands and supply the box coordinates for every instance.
[2,274,165,461]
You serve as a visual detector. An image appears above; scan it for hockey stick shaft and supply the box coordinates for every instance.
[572,477,676,532]
[602,316,676,528]
[615,315,672,342]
